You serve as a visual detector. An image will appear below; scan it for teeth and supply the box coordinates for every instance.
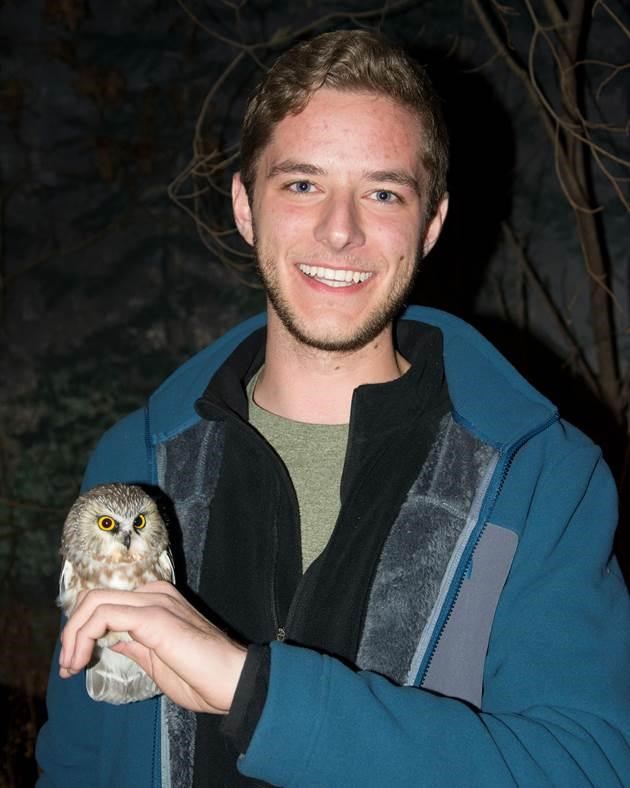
[299,264,372,287]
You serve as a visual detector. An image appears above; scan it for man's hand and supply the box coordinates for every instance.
[59,581,247,714]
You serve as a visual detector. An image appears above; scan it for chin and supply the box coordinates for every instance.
[282,306,396,353]
[300,330,368,353]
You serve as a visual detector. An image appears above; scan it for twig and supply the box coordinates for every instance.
[591,145,630,213]
[193,51,247,155]
[552,120,603,214]
[502,221,600,395]
[593,0,630,39]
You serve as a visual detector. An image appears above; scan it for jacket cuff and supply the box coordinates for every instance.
[221,644,270,754]
[237,641,331,784]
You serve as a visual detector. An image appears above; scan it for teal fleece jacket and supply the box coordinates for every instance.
[37,307,630,786]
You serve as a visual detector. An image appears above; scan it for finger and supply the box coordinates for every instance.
[60,589,131,667]
[63,603,167,673]
[110,639,152,673]
[136,579,177,594]
[59,665,80,679]
[60,587,176,665]
[134,582,214,628]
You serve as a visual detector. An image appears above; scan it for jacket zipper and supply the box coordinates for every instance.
[275,528,325,641]
[418,414,558,686]
[268,448,302,640]
[229,414,302,638]
[197,390,304,639]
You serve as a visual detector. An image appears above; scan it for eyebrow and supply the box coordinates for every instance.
[363,169,421,195]
[266,160,326,178]
[266,160,422,195]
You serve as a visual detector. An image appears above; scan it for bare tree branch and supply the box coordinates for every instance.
[594,0,630,39]
[502,221,600,395]
[470,0,627,425]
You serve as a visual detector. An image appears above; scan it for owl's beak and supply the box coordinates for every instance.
[122,532,132,550]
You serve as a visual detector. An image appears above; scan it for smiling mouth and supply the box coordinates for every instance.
[298,264,373,288]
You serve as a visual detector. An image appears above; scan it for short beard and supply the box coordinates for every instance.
[254,248,420,353]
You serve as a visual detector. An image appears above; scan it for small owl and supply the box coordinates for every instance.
[58,483,175,705]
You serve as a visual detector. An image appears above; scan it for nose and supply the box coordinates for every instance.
[313,192,366,251]
[122,532,131,549]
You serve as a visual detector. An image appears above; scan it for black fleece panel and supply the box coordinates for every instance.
[284,328,451,661]
[196,414,302,643]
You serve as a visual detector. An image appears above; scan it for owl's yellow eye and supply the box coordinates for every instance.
[98,516,117,531]
[133,514,146,529]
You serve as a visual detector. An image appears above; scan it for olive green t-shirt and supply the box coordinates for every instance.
[247,373,349,571]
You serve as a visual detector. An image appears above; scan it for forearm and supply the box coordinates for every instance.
[237,642,628,787]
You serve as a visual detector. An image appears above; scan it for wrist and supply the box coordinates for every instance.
[222,644,271,751]
[221,640,248,712]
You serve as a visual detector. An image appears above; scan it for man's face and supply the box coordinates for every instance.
[233,88,447,353]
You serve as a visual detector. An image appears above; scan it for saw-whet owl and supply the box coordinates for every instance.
[58,483,175,705]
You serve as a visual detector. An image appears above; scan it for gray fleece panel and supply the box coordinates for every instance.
[156,419,225,788]
[356,414,497,687]
[422,523,517,707]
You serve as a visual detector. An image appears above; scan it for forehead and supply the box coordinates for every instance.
[261,88,426,176]
[83,487,150,515]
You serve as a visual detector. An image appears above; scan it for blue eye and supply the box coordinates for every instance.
[289,181,314,193]
[373,190,396,203]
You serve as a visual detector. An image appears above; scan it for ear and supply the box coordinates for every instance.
[232,172,254,246]
[422,193,449,257]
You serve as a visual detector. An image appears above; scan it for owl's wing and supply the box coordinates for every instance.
[158,546,176,583]
[57,559,77,615]
[86,645,161,705]
[59,559,73,593]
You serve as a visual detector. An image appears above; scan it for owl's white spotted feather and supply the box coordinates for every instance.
[58,483,175,705]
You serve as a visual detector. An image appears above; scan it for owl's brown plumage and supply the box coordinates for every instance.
[58,483,174,704]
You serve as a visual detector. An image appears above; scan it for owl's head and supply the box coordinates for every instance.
[62,483,168,563]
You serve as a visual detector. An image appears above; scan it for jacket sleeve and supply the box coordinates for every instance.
[36,408,157,787]
[238,442,630,786]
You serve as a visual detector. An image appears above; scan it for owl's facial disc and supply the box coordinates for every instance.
[94,512,150,562]
[111,524,148,559]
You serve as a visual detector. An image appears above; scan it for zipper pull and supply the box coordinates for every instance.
[276,627,286,642]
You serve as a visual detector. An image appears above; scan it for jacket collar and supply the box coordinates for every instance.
[147,308,557,449]
[194,321,450,445]
[404,306,558,448]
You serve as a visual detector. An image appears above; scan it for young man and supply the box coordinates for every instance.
[37,30,629,787]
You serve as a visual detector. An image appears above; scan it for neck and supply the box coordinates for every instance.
[253,311,410,424]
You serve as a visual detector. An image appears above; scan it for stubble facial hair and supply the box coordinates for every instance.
[252,221,424,354]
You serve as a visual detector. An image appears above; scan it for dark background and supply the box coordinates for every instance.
[1,1,628,784]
